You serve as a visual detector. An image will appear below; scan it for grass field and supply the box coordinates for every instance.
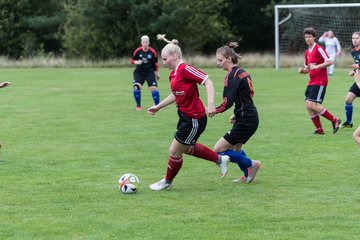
[0,67,359,239]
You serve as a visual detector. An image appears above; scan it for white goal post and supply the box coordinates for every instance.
[274,3,360,70]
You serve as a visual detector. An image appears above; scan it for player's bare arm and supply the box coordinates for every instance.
[298,67,309,74]
[349,64,359,76]
[147,93,176,115]
[155,71,160,80]
[309,60,333,70]
[204,79,216,117]
[229,114,236,124]
[350,63,359,69]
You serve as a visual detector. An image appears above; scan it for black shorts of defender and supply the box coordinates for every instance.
[349,83,360,97]
[223,113,259,146]
[305,85,326,104]
[174,110,207,146]
[133,70,157,87]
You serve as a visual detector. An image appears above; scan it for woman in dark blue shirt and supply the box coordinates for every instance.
[131,35,160,111]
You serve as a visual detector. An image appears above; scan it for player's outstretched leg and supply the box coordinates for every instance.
[220,149,251,180]
[149,155,182,191]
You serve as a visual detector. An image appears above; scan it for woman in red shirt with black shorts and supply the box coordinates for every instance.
[147,34,229,191]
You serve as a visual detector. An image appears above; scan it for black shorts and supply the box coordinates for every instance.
[223,112,259,145]
[349,83,360,97]
[305,85,326,104]
[133,70,157,87]
[174,111,207,146]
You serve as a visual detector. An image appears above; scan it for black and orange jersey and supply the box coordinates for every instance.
[216,66,256,117]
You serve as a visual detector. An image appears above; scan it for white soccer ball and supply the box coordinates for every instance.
[118,173,140,194]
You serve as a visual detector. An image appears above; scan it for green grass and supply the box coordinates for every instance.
[0,67,359,239]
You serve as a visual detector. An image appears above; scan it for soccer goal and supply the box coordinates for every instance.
[274,3,360,69]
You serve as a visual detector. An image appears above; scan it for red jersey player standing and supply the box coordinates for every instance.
[298,27,341,134]
[147,34,230,191]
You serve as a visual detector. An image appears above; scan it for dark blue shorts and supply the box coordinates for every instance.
[133,70,157,87]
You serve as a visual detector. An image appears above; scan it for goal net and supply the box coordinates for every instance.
[275,3,360,69]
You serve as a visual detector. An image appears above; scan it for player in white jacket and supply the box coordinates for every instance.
[319,30,341,76]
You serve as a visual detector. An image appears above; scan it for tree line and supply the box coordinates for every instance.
[0,0,357,60]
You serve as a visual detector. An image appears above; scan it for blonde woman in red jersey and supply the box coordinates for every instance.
[147,34,230,191]
[298,27,341,135]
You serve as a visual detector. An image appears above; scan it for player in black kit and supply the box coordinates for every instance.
[210,42,261,183]
[131,35,160,111]
[341,32,360,128]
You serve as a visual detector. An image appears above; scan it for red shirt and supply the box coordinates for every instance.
[169,62,208,119]
[304,43,330,86]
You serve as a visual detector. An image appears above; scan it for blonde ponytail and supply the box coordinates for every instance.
[157,34,179,45]
[158,34,182,59]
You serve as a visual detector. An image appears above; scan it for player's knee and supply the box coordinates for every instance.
[133,84,140,90]
[305,101,313,110]
[149,86,158,92]
[169,146,185,157]
[184,146,193,155]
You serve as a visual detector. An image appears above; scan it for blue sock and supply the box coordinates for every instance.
[239,149,248,158]
[238,149,250,177]
[221,150,252,177]
[345,103,353,123]
[151,90,160,105]
[133,89,141,107]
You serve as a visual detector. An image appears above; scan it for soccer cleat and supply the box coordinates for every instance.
[332,118,341,134]
[246,160,261,183]
[218,155,230,178]
[149,178,173,191]
[341,121,353,129]
[231,176,246,183]
[313,129,325,135]
[136,106,143,111]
